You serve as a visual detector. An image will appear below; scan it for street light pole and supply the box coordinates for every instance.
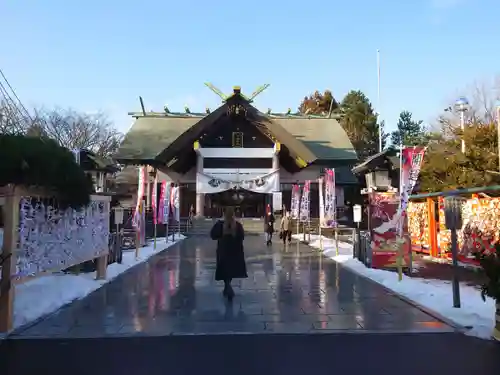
[454,97,469,154]
[460,110,465,153]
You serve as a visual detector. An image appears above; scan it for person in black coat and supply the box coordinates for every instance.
[264,211,275,246]
[210,207,248,301]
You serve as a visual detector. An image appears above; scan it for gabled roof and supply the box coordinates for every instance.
[270,117,357,160]
[114,116,200,162]
[351,147,399,175]
[79,149,119,173]
[114,94,357,165]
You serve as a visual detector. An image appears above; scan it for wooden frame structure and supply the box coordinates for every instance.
[409,185,500,262]
[0,185,111,332]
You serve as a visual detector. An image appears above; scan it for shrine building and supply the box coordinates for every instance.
[113,86,359,219]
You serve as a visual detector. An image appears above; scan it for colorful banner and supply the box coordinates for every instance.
[196,170,279,194]
[318,177,325,227]
[152,174,158,225]
[397,146,426,235]
[140,200,146,246]
[323,168,337,228]
[291,184,301,219]
[172,186,180,222]
[132,166,146,229]
[370,192,410,269]
[272,192,282,212]
[157,181,167,224]
[299,180,311,223]
[163,183,172,223]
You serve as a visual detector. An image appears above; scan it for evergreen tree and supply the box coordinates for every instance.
[391,110,426,146]
[339,90,386,159]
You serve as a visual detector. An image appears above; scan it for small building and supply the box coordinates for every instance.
[113,86,359,218]
[351,146,400,193]
[77,149,119,193]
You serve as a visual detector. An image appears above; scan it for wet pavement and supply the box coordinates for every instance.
[10,236,453,338]
[3,236,500,375]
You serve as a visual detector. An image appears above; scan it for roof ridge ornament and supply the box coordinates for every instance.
[204,83,270,103]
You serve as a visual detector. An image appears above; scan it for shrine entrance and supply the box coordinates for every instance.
[206,190,267,218]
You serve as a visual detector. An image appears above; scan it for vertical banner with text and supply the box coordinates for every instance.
[370,192,411,269]
[323,168,337,228]
[291,184,301,219]
[152,174,158,225]
[299,180,311,223]
[132,166,146,229]
[397,146,426,236]
[157,181,167,224]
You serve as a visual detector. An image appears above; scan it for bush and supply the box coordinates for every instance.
[0,134,93,209]
[475,242,500,301]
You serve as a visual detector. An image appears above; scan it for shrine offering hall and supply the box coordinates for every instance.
[114,86,359,219]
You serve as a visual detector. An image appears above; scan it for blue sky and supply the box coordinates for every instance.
[1,0,499,135]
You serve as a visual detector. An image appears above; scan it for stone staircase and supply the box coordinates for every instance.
[189,218,266,236]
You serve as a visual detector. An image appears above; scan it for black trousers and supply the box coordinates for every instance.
[282,230,292,243]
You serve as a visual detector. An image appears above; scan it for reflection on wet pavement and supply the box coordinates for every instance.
[11,236,454,338]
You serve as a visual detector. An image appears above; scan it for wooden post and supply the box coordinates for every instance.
[319,224,323,251]
[335,228,339,257]
[427,197,438,257]
[135,200,142,259]
[95,255,108,280]
[0,185,20,332]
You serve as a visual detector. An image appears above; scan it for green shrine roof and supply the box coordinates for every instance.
[115,114,357,162]
[114,85,357,164]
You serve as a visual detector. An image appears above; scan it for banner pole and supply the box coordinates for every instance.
[398,143,404,281]
[335,228,339,257]
[154,223,157,249]
[135,201,142,259]
[319,224,323,251]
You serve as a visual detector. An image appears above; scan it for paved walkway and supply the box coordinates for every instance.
[3,236,500,374]
[11,236,452,337]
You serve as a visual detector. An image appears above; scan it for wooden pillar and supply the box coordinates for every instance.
[0,185,20,332]
[427,197,438,257]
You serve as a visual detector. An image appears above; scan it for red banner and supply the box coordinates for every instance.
[152,174,158,224]
[369,192,411,269]
[398,146,426,235]
[157,181,167,224]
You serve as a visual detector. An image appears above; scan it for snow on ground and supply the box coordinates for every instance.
[294,233,496,340]
[10,235,185,332]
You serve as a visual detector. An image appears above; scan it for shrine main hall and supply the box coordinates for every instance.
[113,86,359,219]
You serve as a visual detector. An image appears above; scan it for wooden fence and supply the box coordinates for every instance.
[0,185,111,332]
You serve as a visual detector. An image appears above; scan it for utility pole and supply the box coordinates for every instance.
[497,103,500,172]
[377,49,382,152]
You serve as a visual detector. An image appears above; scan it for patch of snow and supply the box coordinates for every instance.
[294,233,496,340]
[11,235,185,332]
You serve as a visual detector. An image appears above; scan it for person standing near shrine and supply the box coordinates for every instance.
[264,210,275,246]
[210,207,248,302]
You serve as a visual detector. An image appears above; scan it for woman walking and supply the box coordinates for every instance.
[264,211,275,246]
[280,212,292,245]
[210,207,248,302]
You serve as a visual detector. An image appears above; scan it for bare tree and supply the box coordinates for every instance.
[0,99,35,134]
[34,108,123,157]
